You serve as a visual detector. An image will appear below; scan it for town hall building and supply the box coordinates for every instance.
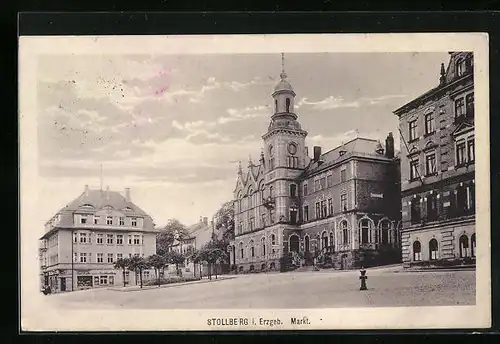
[229,56,402,272]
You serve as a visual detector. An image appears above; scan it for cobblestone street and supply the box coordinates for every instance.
[44,267,475,309]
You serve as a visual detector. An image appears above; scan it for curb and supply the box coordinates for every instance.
[107,276,235,292]
[394,266,476,273]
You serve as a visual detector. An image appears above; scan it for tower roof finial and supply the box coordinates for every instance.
[280,52,287,79]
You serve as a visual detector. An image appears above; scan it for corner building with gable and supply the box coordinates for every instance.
[394,52,475,267]
[228,62,402,272]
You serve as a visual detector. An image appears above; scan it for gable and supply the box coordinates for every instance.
[451,121,474,137]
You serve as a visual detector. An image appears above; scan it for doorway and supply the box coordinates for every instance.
[340,254,348,270]
[305,236,310,253]
[60,277,66,292]
[289,235,300,252]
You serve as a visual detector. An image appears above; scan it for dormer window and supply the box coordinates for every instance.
[456,59,466,77]
[80,215,88,224]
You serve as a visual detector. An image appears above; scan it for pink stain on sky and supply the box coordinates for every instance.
[154,68,172,95]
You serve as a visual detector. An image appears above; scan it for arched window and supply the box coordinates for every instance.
[410,196,422,224]
[359,219,369,244]
[269,186,274,198]
[341,221,348,245]
[413,241,422,261]
[429,239,439,260]
[239,242,244,259]
[329,233,334,249]
[286,98,291,112]
[471,233,476,257]
[249,240,255,257]
[290,184,297,197]
[380,220,391,245]
[271,234,276,246]
[321,231,328,249]
[426,193,438,221]
[248,189,253,208]
[261,237,266,256]
[305,235,310,253]
[289,235,299,252]
[459,234,469,258]
[275,99,278,112]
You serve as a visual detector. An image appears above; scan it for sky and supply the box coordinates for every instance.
[37,52,450,227]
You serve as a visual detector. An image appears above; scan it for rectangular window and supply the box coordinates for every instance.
[106,216,113,225]
[97,234,103,244]
[94,216,99,225]
[466,93,474,118]
[133,235,140,245]
[117,253,123,260]
[326,175,332,187]
[119,217,125,226]
[249,217,255,230]
[340,194,347,212]
[303,183,308,196]
[303,205,309,222]
[455,98,465,118]
[425,113,434,134]
[467,137,475,163]
[314,180,320,192]
[80,215,88,224]
[261,213,266,227]
[131,218,138,227]
[238,222,243,234]
[409,120,417,141]
[425,152,437,176]
[79,253,87,263]
[319,177,326,189]
[321,200,327,218]
[107,234,114,245]
[456,139,466,165]
[116,234,123,245]
[269,158,275,170]
[97,253,103,263]
[328,198,333,215]
[79,233,87,244]
[340,169,346,182]
[128,235,132,245]
[270,210,275,224]
[315,202,321,219]
[107,253,114,263]
[410,158,420,180]
[100,275,108,285]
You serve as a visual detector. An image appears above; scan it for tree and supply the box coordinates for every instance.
[156,219,189,255]
[213,201,235,242]
[166,251,186,276]
[147,254,166,287]
[197,239,229,280]
[114,258,130,287]
[127,256,150,289]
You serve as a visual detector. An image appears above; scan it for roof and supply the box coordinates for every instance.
[303,137,393,176]
[274,78,294,92]
[59,188,149,218]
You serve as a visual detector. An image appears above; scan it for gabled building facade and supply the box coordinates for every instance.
[39,186,158,292]
[228,58,402,272]
[394,52,475,267]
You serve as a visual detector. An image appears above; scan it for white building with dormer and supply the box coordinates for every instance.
[39,185,158,292]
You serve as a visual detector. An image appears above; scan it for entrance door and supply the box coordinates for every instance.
[305,236,310,253]
[60,278,66,292]
[289,235,300,252]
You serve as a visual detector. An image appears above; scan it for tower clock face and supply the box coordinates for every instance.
[288,143,297,155]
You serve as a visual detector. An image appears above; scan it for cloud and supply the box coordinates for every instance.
[296,96,360,110]
[361,94,408,105]
[218,105,270,124]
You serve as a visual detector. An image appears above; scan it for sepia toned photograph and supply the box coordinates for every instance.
[19,33,491,331]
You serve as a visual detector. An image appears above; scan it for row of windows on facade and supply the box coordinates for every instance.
[412,234,476,261]
[267,155,299,170]
[237,193,349,234]
[79,215,139,226]
[74,272,152,288]
[74,252,145,263]
[407,93,474,142]
[236,170,347,213]
[409,135,474,181]
[73,232,144,245]
[409,182,475,224]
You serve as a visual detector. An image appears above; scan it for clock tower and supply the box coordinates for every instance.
[262,53,308,225]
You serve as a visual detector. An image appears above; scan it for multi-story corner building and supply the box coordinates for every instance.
[39,186,158,292]
[228,59,402,272]
[394,52,475,267]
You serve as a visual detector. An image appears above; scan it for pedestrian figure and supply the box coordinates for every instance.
[359,267,368,291]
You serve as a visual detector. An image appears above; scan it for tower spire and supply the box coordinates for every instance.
[280,52,287,79]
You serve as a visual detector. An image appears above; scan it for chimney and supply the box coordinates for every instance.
[203,217,208,225]
[313,146,322,161]
[385,132,395,159]
[84,184,89,196]
[125,188,131,201]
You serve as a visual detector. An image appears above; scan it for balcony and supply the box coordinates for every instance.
[262,196,275,209]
